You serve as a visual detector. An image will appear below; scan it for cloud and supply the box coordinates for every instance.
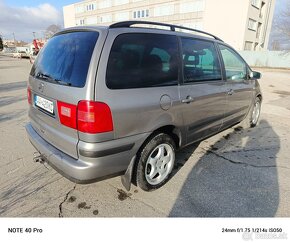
[0,1,63,42]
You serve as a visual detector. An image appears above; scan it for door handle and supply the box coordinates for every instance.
[227,89,234,95]
[181,96,194,104]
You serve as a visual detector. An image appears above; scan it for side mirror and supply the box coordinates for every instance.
[249,71,261,80]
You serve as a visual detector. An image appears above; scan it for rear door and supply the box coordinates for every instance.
[95,30,181,140]
[217,44,254,128]
[28,30,101,158]
[179,37,227,144]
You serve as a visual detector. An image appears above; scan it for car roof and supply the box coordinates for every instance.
[55,21,224,44]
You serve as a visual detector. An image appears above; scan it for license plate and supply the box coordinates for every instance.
[34,95,54,114]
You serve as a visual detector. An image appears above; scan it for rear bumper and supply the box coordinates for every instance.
[25,123,148,183]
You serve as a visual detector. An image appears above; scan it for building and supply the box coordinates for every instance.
[63,0,276,51]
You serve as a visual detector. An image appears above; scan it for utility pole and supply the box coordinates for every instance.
[12,32,16,47]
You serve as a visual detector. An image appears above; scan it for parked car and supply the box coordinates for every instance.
[26,21,262,191]
[13,51,29,59]
[12,52,19,58]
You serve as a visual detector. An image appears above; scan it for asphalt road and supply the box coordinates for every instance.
[1,54,290,217]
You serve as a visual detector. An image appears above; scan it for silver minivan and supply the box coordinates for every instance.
[26,21,262,191]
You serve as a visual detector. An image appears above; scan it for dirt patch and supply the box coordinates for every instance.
[224,134,231,140]
[234,126,243,132]
[117,189,132,201]
[78,202,91,209]
[68,196,76,203]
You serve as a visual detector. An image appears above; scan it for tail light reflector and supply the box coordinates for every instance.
[57,101,77,129]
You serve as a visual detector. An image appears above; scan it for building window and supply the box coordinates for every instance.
[251,0,260,8]
[154,4,174,17]
[248,18,257,31]
[260,1,266,18]
[244,41,253,51]
[256,22,262,38]
[86,3,96,11]
[254,43,259,51]
[180,1,205,14]
[77,19,86,25]
[133,9,149,19]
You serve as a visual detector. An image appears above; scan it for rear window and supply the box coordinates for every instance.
[30,31,99,88]
[106,33,179,89]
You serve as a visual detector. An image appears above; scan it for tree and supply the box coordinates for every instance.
[272,2,290,51]
[44,24,61,40]
[0,37,3,51]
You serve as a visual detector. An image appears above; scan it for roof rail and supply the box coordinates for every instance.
[110,21,223,42]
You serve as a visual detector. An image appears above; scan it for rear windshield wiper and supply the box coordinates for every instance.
[36,72,53,81]
[36,72,71,86]
[54,79,72,86]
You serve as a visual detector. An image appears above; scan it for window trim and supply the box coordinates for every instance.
[178,37,224,86]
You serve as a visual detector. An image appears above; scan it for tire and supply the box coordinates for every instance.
[135,133,176,191]
[250,96,261,127]
[243,96,261,128]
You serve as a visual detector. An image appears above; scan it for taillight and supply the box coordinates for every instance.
[57,100,113,134]
[27,87,32,105]
[77,100,113,134]
[57,101,77,129]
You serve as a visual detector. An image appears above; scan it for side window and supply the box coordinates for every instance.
[106,33,179,89]
[218,45,247,81]
[181,38,222,83]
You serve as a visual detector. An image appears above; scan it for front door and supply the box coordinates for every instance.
[217,44,254,129]
[179,37,227,144]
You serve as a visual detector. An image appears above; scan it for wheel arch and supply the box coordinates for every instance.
[122,125,182,190]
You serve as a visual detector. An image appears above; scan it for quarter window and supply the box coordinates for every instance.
[181,38,222,83]
[106,33,179,89]
[218,45,247,81]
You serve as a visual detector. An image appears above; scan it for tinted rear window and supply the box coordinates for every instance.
[30,31,99,88]
[106,33,179,89]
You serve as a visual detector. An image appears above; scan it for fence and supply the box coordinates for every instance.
[239,51,290,69]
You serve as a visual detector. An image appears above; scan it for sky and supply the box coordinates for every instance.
[0,0,286,44]
[0,0,77,42]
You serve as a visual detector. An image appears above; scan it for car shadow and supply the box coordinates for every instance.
[0,81,27,93]
[169,119,280,217]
